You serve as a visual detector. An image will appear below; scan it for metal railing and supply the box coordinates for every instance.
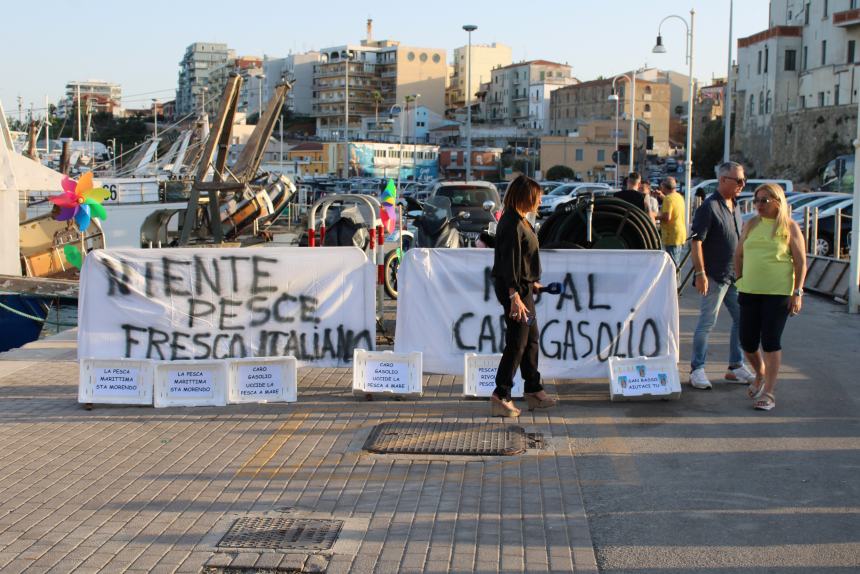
[801,205,852,259]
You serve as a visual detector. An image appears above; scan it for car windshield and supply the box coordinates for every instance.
[436,185,500,208]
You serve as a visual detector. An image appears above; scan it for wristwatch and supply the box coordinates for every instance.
[792,288,804,297]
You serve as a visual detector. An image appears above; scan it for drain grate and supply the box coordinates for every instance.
[363,422,528,455]
[217,517,343,551]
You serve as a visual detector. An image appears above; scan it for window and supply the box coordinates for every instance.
[804,2,810,24]
[759,91,764,114]
[575,149,583,161]
[818,91,825,107]
[540,71,545,81]
[835,85,840,106]
[803,46,808,70]
[750,94,755,115]
[800,95,806,108]
[757,51,762,74]
[849,41,856,64]
[764,46,769,73]
[785,49,797,71]
[597,149,605,162]
[822,40,827,66]
[766,90,772,113]
[823,0,828,17]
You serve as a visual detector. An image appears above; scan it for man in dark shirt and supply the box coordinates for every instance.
[688,161,755,389]
[613,171,647,212]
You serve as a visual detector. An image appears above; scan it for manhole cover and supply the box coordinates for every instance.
[363,422,528,455]
[217,517,343,551]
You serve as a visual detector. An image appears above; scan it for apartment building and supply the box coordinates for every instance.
[549,77,672,154]
[485,60,577,131]
[540,120,651,182]
[175,43,234,116]
[733,0,860,174]
[446,43,512,109]
[263,52,321,116]
[58,81,122,119]
[312,26,446,140]
[204,56,264,117]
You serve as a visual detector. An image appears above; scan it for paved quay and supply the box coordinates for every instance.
[0,290,857,574]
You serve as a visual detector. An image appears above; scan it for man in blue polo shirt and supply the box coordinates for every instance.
[688,161,755,389]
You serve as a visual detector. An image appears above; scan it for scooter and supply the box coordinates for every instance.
[383,196,468,299]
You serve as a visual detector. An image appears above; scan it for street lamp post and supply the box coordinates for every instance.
[342,50,353,179]
[394,104,405,192]
[463,24,477,182]
[412,94,421,181]
[609,73,636,188]
[258,74,266,122]
[399,94,418,185]
[849,92,860,313]
[724,0,733,163]
[151,98,158,167]
[654,8,695,232]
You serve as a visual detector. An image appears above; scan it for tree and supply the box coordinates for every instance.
[546,165,575,180]
[372,90,383,127]
[692,118,723,178]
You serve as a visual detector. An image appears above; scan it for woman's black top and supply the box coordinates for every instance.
[492,208,541,296]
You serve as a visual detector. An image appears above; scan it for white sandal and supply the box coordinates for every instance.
[754,392,776,411]
[747,377,766,400]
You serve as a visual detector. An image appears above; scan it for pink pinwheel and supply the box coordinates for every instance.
[49,172,110,232]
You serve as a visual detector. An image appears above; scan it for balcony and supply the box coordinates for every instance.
[834,8,860,28]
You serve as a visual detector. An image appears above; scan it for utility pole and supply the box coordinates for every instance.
[17,95,23,126]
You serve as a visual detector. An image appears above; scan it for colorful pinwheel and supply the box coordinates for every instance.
[49,172,109,232]
[379,179,397,234]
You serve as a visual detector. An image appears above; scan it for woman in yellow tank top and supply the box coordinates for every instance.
[734,183,806,411]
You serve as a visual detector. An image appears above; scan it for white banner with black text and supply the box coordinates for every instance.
[394,248,679,378]
[78,247,376,367]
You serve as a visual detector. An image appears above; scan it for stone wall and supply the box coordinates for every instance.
[734,104,857,183]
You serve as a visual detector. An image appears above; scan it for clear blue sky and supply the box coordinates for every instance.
[3,0,770,118]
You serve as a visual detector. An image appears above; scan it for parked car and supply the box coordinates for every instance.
[429,181,502,244]
[814,202,853,256]
[819,154,854,194]
[537,182,612,217]
[693,178,795,201]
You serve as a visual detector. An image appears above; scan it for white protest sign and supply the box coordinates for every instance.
[229,357,298,403]
[153,360,228,407]
[395,249,679,378]
[78,358,154,405]
[607,355,681,401]
[463,353,524,397]
[77,247,376,367]
[353,350,422,395]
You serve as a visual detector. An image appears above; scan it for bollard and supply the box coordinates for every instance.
[319,224,326,245]
[835,208,842,258]
[308,228,315,247]
[376,225,385,287]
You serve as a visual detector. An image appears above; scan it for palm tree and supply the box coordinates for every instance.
[372,90,383,129]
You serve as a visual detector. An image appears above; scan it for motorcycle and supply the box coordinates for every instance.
[383,197,497,298]
[383,196,468,299]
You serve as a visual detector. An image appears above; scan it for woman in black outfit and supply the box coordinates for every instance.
[491,175,557,417]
